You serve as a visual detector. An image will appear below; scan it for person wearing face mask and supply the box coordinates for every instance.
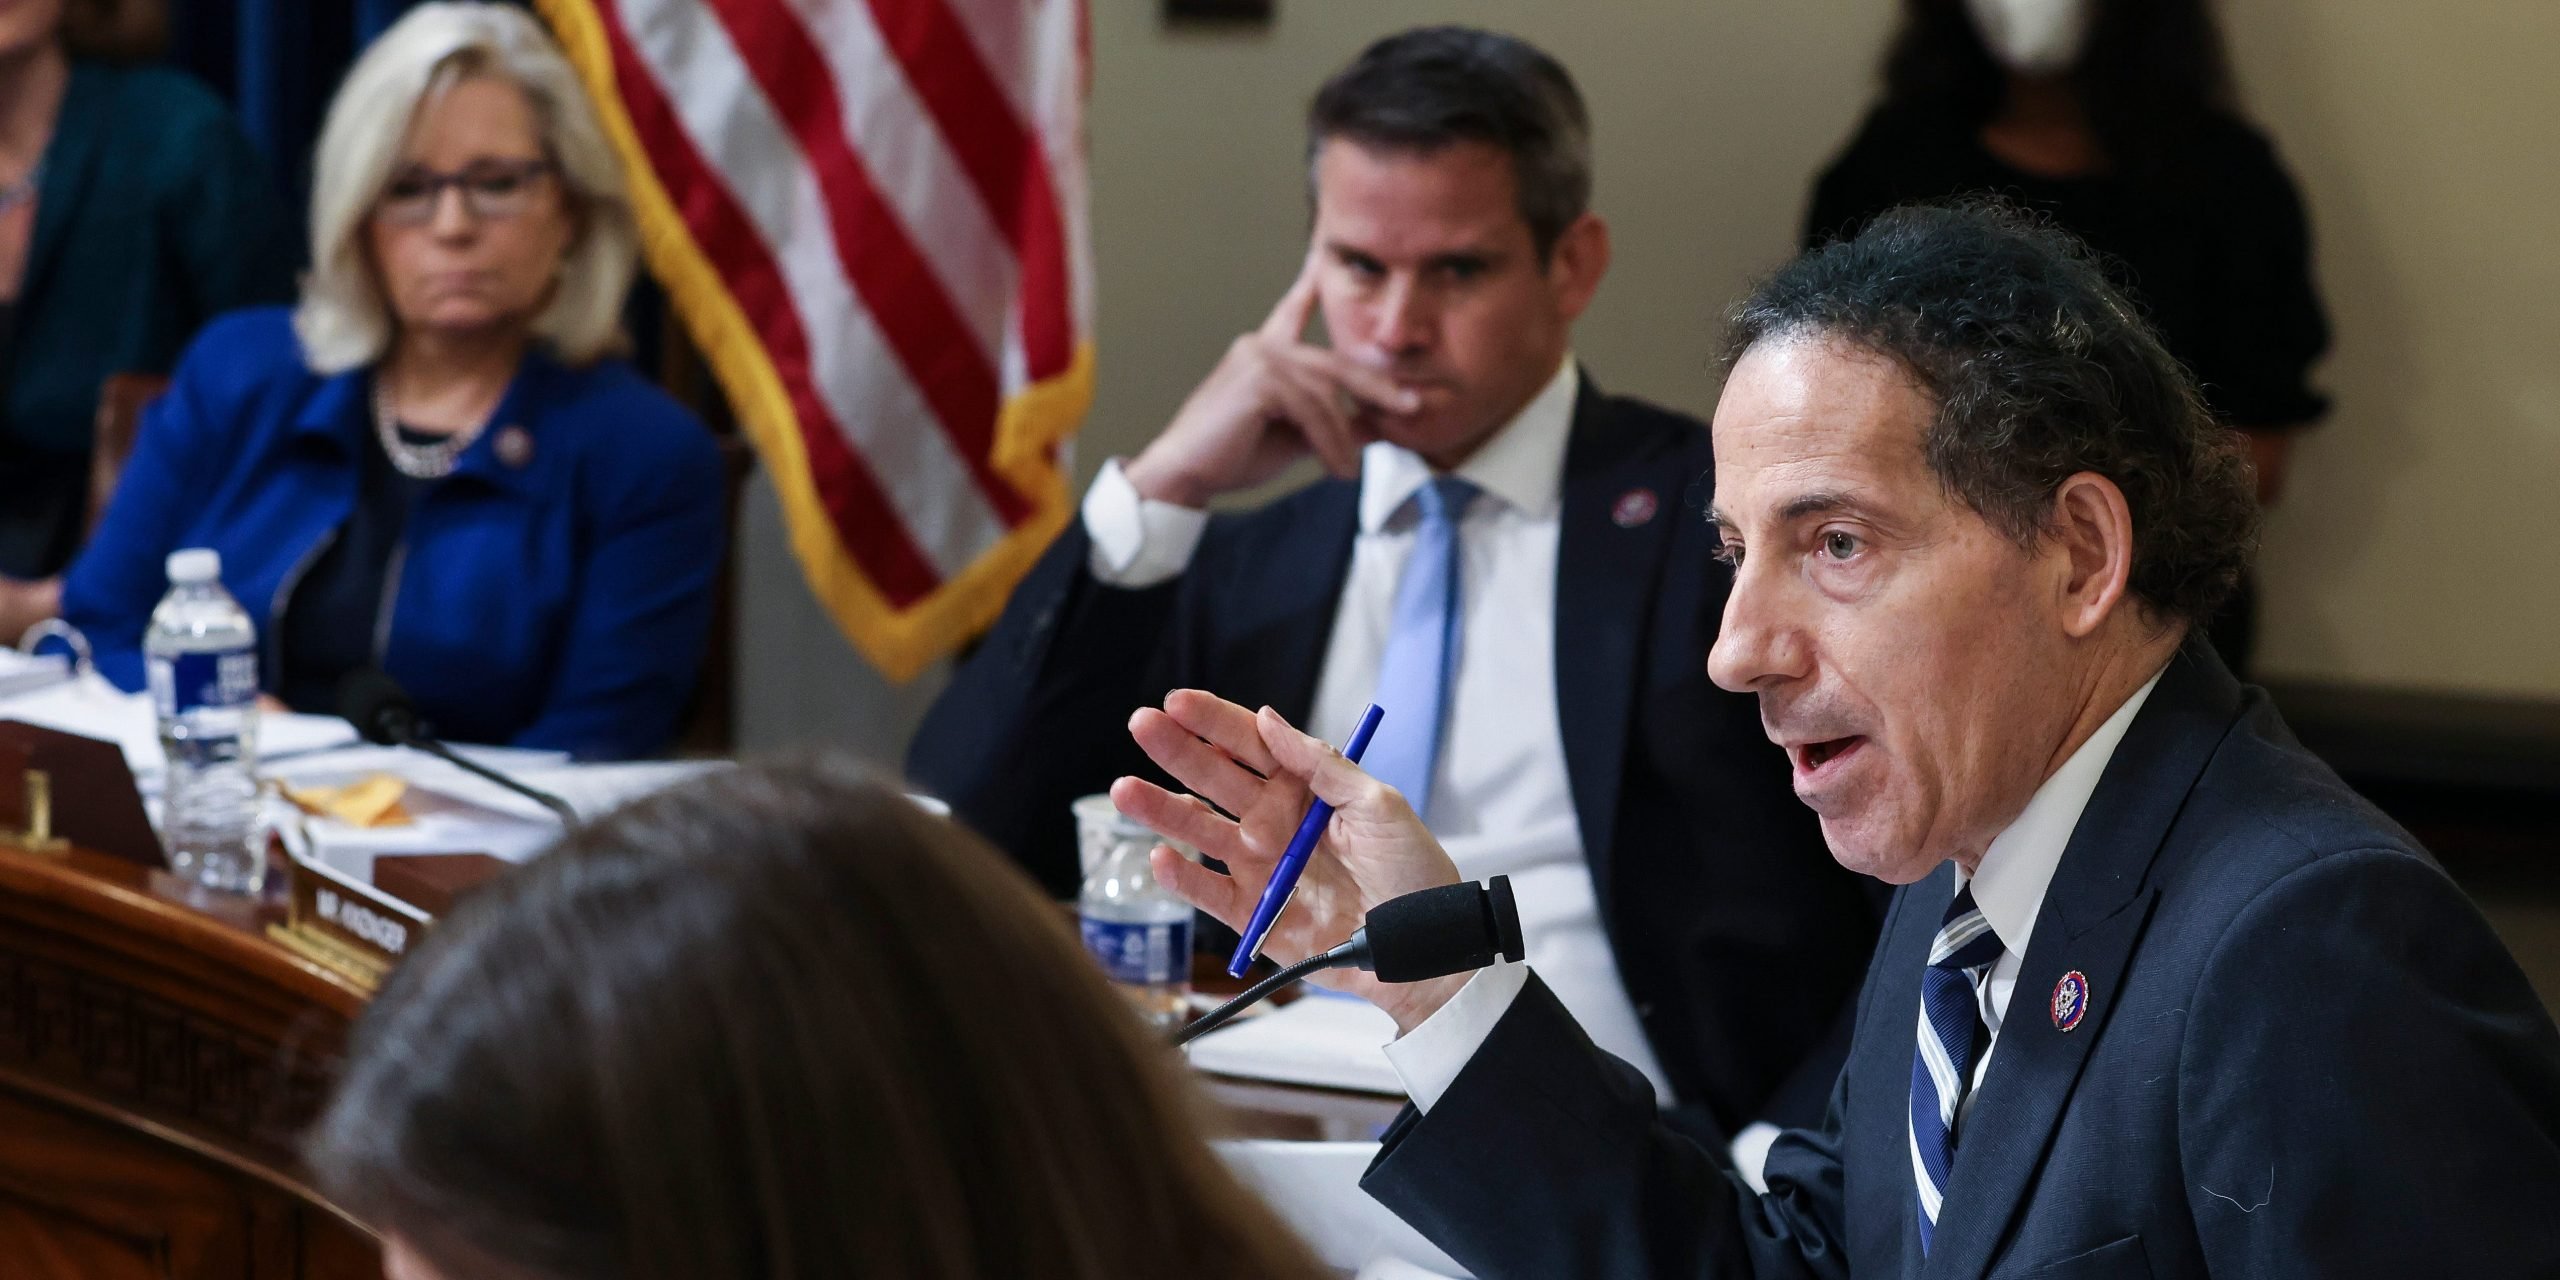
[1805,0,2329,676]
[0,0,297,643]
[912,26,1884,1178]
[56,2,725,761]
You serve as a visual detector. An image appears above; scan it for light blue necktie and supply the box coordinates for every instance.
[1910,883,2005,1254]
[1362,476,1477,823]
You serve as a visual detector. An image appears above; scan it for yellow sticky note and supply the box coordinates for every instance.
[285,773,413,828]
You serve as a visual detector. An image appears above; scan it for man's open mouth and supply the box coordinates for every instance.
[1794,736,1866,775]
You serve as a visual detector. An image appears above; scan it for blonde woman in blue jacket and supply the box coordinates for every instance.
[60,3,722,761]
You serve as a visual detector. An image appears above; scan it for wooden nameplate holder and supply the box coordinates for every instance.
[269,850,513,990]
[0,713,519,990]
[0,719,164,866]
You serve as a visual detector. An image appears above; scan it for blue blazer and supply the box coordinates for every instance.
[1363,641,2560,1278]
[910,380,1884,1143]
[60,308,726,761]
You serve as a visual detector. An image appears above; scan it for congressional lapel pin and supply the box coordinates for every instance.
[1612,487,1658,528]
[2051,970,2090,1032]
[495,425,535,469]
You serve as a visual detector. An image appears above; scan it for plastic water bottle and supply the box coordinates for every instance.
[1078,813,1192,1031]
[146,548,264,894]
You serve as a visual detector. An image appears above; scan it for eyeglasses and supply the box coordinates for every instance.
[375,158,556,226]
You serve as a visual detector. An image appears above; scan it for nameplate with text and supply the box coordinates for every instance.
[274,853,433,989]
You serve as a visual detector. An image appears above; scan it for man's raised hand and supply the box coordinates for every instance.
[1121,248,1418,509]
[1111,690,1471,1033]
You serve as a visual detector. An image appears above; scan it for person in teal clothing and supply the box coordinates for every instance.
[0,0,298,637]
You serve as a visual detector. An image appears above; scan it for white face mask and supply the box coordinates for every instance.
[1964,0,2097,76]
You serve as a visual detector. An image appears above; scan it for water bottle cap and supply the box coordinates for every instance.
[166,548,222,584]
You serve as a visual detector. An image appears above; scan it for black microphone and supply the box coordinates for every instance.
[336,668,580,828]
[1171,876,1524,1047]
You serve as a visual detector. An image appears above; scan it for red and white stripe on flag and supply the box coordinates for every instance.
[538,0,1094,680]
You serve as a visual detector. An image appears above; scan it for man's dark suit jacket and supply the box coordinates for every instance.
[1363,641,2560,1278]
[909,380,1883,1138]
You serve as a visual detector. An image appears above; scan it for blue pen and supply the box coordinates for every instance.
[1228,703,1385,978]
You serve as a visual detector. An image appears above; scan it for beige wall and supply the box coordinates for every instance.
[2222,0,2560,697]
[1079,0,2560,697]
[1076,0,1894,485]
[740,0,2560,753]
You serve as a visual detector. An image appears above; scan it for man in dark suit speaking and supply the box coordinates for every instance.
[910,27,1881,1159]
[1114,203,2560,1277]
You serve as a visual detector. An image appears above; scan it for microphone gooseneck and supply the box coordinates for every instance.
[334,668,581,827]
[1169,876,1523,1046]
[1171,946,1348,1047]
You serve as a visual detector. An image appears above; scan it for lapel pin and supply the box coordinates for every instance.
[494,425,534,469]
[2051,970,2090,1032]
[1611,487,1658,528]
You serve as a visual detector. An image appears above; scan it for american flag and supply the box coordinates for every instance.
[539,0,1093,680]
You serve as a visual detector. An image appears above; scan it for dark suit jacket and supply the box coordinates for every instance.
[1363,642,2560,1278]
[909,380,1882,1138]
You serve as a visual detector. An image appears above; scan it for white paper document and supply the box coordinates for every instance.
[0,649,71,698]
[0,672,355,781]
[1218,1139,1470,1278]
[1186,992,1406,1096]
[267,747,730,883]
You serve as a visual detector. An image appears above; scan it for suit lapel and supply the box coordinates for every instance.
[1553,382,1686,889]
[1920,888,2158,1280]
[1921,643,2244,1280]
[1844,872,1955,1272]
[1223,481,1359,726]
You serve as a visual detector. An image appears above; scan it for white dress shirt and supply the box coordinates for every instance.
[1084,358,1675,1103]
[1951,667,2163,1109]
[1386,665,2168,1183]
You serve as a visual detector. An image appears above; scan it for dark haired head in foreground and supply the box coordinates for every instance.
[309,757,1321,1280]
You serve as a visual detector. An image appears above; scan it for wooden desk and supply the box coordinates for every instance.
[0,843,380,1280]
[0,848,1405,1277]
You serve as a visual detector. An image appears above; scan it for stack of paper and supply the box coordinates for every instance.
[267,748,735,883]
[0,650,71,698]
[268,745,579,881]
[1186,992,1406,1096]
[1217,1139,1470,1277]
[0,672,357,781]
[508,758,730,822]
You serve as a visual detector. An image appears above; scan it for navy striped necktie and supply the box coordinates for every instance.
[1909,883,2005,1254]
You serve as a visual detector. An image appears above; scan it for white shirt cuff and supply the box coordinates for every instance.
[1729,1121,1782,1194]
[1381,961,1530,1113]
[1082,458,1209,588]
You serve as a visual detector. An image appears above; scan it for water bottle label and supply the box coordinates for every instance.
[149,649,257,716]
[1080,916,1192,986]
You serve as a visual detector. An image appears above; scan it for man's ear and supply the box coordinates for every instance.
[2050,471,2135,639]
[1547,212,1610,322]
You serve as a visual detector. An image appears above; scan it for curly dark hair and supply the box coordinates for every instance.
[1725,200,2257,626]
[1307,26,1590,261]
[1881,0,2236,181]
